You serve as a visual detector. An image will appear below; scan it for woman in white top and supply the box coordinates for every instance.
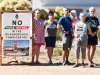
[74,13,92,67]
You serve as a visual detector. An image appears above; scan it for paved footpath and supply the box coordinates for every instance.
[0,66,100,75]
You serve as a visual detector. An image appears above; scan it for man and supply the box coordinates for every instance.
[85,7,100,67]
[57,7,72,65]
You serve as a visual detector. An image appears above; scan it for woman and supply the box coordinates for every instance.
[74,13,88,67]
[32,9,45,64]
[70,10,78,49]
[44,10,57,64]
[70,10,77,30]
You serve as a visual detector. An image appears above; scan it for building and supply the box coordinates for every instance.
[32,0,100,21]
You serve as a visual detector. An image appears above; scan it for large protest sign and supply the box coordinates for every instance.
[1,12,32,64]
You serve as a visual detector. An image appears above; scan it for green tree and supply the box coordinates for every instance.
[40,9,48,20]
[0,0,31,11]
[54,7,64,20]
[97,30,100,40]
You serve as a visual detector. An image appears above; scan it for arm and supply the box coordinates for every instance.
[97,25,100,30]
[57,17,63,33]
[96,18,100,31]
[87,24,92,35]
[57,24,69,34]
[74,23,79,38]
[57,24,63,33]
[87,24,96,36]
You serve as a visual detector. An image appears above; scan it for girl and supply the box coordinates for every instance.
[44,10,57,64]
[32,9,45,64]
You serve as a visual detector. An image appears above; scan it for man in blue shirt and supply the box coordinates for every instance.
[57,7,72,65]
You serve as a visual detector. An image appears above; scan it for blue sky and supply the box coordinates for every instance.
[3,40,29,48]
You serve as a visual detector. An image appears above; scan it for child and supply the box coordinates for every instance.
[44,10,57,64]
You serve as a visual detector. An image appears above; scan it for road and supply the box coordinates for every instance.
[0,41,100,75]
[0,66,100,75]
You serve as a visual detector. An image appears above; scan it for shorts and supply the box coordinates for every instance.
[62,34,73,50]
[45,37,56,47]
[88,35,98,45]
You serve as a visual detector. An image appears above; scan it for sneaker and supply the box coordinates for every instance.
[91,61,96,66]
[62,61,67,66]
[81,63,85,67]
[90,64,95,67]
[66,61,72,65]
[74,64,80,67]
[88,63,95,67]
[48,60,53,65]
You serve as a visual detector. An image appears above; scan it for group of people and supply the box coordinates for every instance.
[32,6,100,67]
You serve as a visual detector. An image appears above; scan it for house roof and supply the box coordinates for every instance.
[36,0,100,7]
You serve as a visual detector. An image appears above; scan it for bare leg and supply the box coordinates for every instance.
[90,45,96,63]
[32,46,36,63]
[82,58,85,64]
[63,50,67,62]
[47,47,53,60]
[35,45,41,63]
[66,50,70,61]
[87,45,91,62]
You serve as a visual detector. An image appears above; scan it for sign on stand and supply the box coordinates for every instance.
[1,12,32,64]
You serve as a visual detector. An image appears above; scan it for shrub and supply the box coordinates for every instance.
[40,9,48,20]
[0,0,31,11]
[97,30,100,40]
[54,6,64,20]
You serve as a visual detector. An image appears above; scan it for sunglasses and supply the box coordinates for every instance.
[65,10,69,11]
[90,10,95,12]
[49,14,54,16]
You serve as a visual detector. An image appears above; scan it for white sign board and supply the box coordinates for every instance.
[2,12,32,64]
[2,13,31,40]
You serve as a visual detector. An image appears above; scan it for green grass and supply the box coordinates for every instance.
[53,47,62,57]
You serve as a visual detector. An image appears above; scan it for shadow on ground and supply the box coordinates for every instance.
[1,62,100,68]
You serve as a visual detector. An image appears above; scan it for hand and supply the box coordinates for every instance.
[90,32,96,36]
[63,31,69,34]
[77,34,80,38]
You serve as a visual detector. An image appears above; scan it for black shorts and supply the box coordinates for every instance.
[45,37,56,47]
[88,35,98,45]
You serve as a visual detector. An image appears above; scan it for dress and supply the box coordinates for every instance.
[33,18,45,45]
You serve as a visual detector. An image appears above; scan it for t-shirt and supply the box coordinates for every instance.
[85,16,99,33]
[75,21,88,40]
[45,20,57,37]
[58,16,72,36]
[71,18,77,28]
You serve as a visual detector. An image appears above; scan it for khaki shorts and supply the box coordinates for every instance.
[62,35,72,50]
